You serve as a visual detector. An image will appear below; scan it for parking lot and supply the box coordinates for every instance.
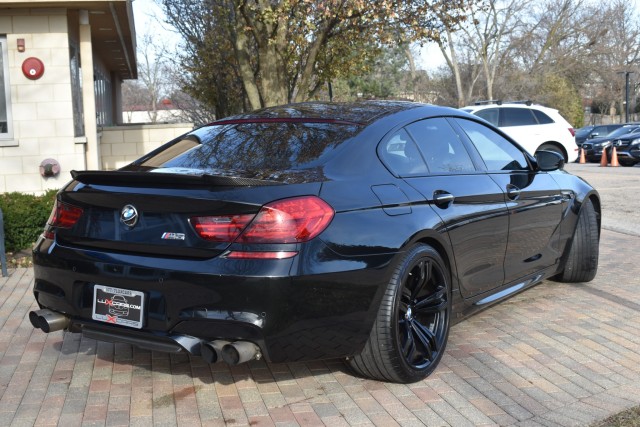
[0,162,639,427]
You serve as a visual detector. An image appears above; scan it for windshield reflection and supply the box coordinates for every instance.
[140,121,362,181]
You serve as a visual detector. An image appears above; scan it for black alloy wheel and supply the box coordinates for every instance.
[398,255,449,371]
[347,244,451,383]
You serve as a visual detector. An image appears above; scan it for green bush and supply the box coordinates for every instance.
[0,189,57,253]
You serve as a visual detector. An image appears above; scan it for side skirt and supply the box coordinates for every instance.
[451,266,557,324]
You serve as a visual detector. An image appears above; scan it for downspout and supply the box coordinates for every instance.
[79,10,100,170]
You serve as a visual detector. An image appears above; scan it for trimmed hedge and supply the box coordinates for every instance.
[0,189,58,253]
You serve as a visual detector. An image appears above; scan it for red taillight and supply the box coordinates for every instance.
[190,214,254,242]
[569,127,576,137]
[238,196,334,244]
[44,201,83,239]
[48,201,83,228]
[190,196,334,245]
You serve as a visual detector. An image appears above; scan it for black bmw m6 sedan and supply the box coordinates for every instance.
[31,102,600,383]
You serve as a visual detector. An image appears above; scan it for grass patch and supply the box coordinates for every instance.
[593,406,640,427]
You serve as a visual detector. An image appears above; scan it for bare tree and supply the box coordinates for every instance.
[122,33,176,123]
[432,0,528,106]
[435,20,481,107]
[461,0,530,100]
[588,0,640,120]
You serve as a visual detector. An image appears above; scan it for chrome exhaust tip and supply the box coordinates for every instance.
[29,309,69,333]
[221,341,261,365]
[201,340,229,364]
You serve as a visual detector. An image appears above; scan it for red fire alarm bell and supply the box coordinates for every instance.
[22,57,45,80]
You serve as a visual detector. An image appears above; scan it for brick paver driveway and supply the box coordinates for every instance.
[1,165,639,426]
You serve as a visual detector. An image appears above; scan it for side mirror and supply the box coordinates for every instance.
[535,150,565,171]
[589,132,599,138]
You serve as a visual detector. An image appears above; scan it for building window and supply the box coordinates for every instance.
[0,36,14,142]
[94,66,113,126]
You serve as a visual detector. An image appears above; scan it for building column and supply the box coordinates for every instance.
[79,10,100,170]
[112,72,123,125]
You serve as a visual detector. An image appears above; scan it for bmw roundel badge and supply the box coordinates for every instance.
[120,204,139,228]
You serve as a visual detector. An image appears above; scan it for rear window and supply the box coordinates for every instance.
[532,110,554,124]
[140,121,362,173]
[501,108,537,126]
[474,108,499,126]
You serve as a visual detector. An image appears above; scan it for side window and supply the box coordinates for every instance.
[406,118,476,173]
[456,119,529,171]
[501,108,537,127]
[532,110,554,124]
[0,36,13,143]
[378,129,428,176]
[474,108,499,126]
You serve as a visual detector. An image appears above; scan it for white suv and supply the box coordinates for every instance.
[461,102,579,163]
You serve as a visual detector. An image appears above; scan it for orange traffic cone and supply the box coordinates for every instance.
[600,147,609,167]
[579,148,586,164]
[610,146,620,167]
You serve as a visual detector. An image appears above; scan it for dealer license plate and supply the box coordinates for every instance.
[92,285,145,329]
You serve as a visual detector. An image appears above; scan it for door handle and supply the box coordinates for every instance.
[506,184,521,200]
[433,191,454,207]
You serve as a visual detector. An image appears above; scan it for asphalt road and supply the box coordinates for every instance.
[563,162,640,237]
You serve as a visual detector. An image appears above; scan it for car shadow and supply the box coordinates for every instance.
[54,330,355,388]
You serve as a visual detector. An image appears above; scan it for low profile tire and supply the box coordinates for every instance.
[347,244,451,383]
[556,198,599,282]
[537,143,566,162]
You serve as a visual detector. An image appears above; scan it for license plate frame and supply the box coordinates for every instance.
[92,285,145,329]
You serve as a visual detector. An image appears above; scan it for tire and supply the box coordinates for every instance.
[538,143,566,162]
[556,198,599,282]
[346,244,451,383]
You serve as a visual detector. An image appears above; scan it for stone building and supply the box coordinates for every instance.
[0,0,191,194]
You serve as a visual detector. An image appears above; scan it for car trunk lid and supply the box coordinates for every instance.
[53,169,321,259]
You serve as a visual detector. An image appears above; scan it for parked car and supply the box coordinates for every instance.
[580,125,640,162]
[574,124,625,145]
[461,101,579,162]
[605,132,640,166]
[574,125,595,144]
[30,101,600,383]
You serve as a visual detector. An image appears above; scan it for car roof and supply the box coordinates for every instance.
[211,101,428,126]
[462,103,553,111]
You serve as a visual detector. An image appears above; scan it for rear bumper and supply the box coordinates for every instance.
[32,236,392,363]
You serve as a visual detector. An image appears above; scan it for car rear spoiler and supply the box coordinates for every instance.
[70,170,282,188]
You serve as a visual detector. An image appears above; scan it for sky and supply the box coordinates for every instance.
[131,0,180,51]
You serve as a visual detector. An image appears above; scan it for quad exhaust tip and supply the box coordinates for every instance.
[201,340,261,365]
[29,309,69,333]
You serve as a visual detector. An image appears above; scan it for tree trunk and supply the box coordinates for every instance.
[257,44,288,106]
[438,38,466,108]
[293,19,334,103]
[233,25,263,110]
[404,45,418,101]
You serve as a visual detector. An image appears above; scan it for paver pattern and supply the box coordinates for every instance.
[0,163,638,426]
